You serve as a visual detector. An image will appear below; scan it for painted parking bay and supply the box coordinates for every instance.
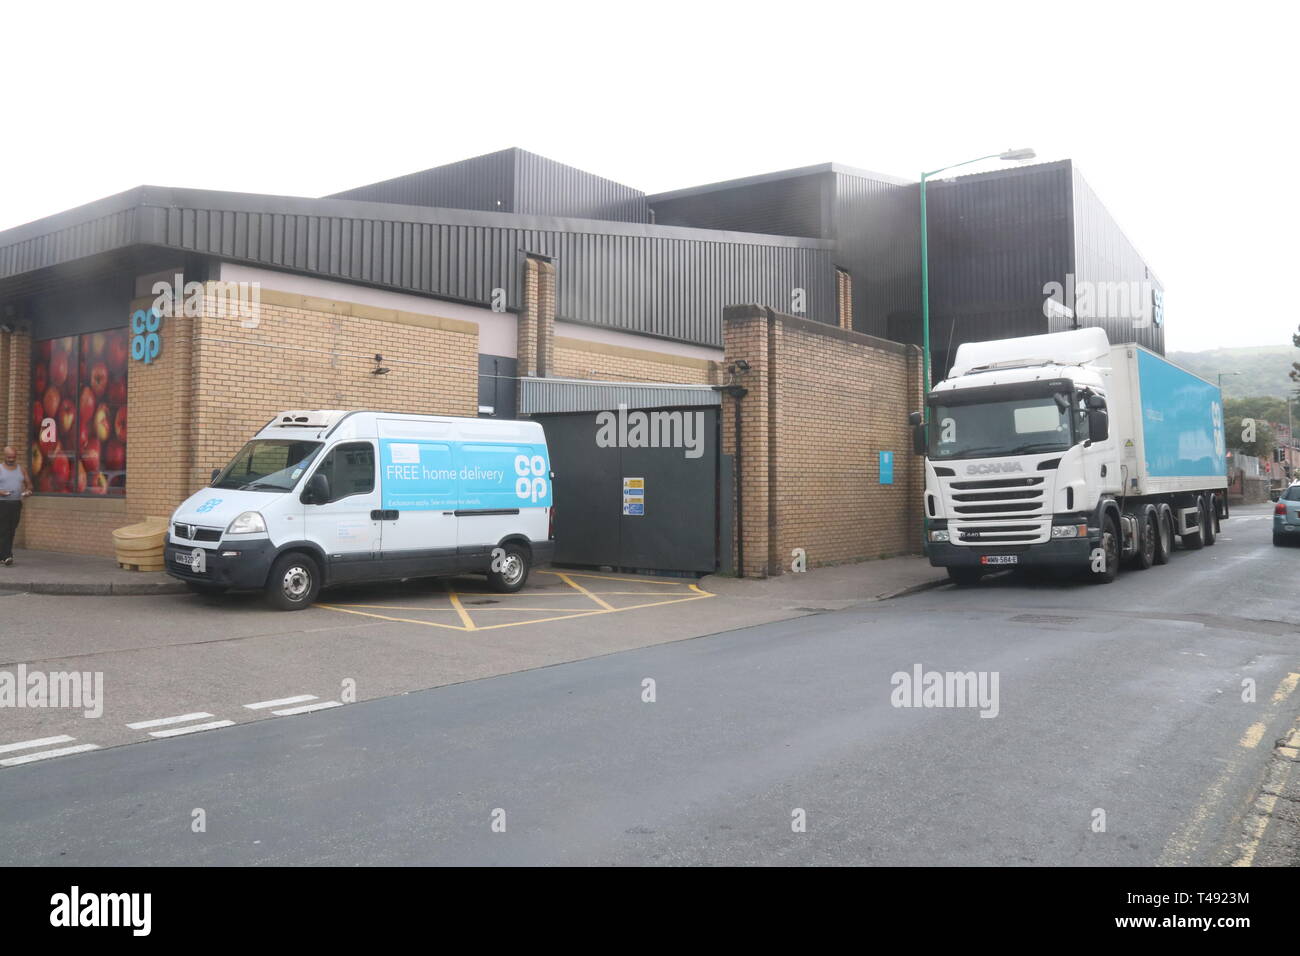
[317,570,714,632]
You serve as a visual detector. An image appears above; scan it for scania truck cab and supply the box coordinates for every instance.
[913,329,1227,586]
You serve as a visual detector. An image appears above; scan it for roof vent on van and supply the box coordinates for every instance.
[269,410,350,430]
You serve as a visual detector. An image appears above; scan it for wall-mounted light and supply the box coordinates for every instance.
[372,354,390,375]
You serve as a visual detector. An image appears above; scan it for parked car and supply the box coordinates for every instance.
[1273,483,1300,545]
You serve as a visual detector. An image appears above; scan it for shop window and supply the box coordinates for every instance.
[29,330,129,496]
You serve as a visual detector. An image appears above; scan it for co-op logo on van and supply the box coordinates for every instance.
[966,462,1024,475]
[514,454,549,502]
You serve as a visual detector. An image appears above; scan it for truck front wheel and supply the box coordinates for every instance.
[1088,514,1120,584]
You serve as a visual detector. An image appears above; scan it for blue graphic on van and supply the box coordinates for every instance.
[379,440,551,511]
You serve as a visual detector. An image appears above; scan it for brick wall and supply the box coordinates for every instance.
[722,305,923,577]
[518,256,555,378]
[836,268,853,331]
[8,285,480,557]
[552,336,723,385]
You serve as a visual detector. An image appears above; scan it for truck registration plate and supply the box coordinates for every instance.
[980,555,1018,565]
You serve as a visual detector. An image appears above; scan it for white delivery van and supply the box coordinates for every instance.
[165,410,554,609]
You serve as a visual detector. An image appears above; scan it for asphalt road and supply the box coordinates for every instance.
[2,503,1297,865]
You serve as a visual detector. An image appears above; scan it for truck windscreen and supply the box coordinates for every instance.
[213,440,324,492]
[929,393,1075,461]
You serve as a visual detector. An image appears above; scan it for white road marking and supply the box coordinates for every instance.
[0,734,75,755]
[127,712,214,730]
[244,695,317,710]
[148,720,235,738]
[0,744,100,767]
[272,700,343,716]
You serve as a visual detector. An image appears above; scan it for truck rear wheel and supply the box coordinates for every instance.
[946,567,983,587]
[1128,508,1156,570]
[1183,497,1205,550]
[1203,495,1217,545]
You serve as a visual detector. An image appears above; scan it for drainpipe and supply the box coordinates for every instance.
[714,367,749,578]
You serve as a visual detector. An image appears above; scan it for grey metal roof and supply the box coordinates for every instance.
[519,377,721,415]
[0,186,835,348]
[647,162,911,204]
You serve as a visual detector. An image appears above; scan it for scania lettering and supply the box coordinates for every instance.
[164,410,555,609]
[910,329,1227,586]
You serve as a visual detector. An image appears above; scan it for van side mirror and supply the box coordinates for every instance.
[1088,409,1109,443]
[303,473,330,505]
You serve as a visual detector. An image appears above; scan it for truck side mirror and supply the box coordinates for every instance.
[1088,409,1109,443]
[910,413,927,456]
[908,411,923,426]
[303,473,330,505]
[1086,394,1107,410]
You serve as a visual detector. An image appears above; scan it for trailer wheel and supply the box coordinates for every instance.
[946,567,983,587]
[1129,508,1157,570]
[1088,514,1120,584]
[1153,506,1173,565]
[1202,495,1217,546]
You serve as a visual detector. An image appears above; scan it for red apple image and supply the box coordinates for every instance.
[114,407,127,442]
[107,378,127,406]
[49,348,69,387]
[103,439,125,472]
[89,332,107,356]
[76,462,87,494]
[43,385,61,421]
[32,404,45,431]
[88,471,109,495]
[37,473,52,493]
[33,362,48,398]
[107,334,129,371]
[38,340,52,362]
[38,428,58,458]
[58,397,76,436]
[89,361,109,398]
[80,436,100,473]
[30,445,43,476]
[79,386,97,425]
[50,452,71,489]
[93,404,111,442]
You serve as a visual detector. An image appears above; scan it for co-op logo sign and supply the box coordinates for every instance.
[129,307,162,364]
[515,454,549,502]
[966,462,1024,475]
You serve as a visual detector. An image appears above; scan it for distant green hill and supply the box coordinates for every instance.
[1166,345,1300,399]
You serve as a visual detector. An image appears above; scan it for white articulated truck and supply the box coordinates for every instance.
[912,328,1228,585]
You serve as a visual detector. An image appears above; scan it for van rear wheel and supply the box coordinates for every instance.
[487,543,530,593]
[265,552,321,610]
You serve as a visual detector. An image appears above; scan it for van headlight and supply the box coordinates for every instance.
[227,511,267,535]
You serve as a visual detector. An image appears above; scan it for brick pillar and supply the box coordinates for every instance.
[836,268,853,331]
[518,255,556,380]
[1,326,32,548]
[722,305,775,578]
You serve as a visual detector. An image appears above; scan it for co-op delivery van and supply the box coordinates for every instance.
[913,328,1228,585]
[165,410,554,609]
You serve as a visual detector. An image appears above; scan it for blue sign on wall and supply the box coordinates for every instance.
[379,439,551,510]
[130,307,162,364]
[879,450,894,485]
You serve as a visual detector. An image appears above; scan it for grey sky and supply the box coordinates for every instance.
[2,0,1292,352]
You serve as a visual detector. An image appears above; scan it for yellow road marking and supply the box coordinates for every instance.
[444,583,477,631]
[1239,721,1268,749]
[555,572,616,611]
[315,604,469,631]
[472,594,713,631]
[1232,714,1300,867]
[1270,672,1299,703]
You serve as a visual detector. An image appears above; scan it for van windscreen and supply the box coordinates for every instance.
[213,440,323,492]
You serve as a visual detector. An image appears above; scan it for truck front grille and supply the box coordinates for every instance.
[942,476,1050,544]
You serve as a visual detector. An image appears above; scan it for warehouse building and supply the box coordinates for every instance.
[0,148,1159,575]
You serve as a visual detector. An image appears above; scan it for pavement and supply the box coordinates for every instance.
[0,547,186,595]
[1,503,1296,866]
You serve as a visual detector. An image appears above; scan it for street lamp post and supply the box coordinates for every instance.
[921,148,1036,397]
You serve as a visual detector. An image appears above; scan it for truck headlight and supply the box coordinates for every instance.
[1051,524,1088,538]
[227,511,267,535]
[929,530,950,542]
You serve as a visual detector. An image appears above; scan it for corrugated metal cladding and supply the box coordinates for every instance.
[831,172,920,340]
[328,148,649,223]
[923,161,1075,377]
[0,187,835,349]
[519,377,721,415]
[1070,166,1164,354]
[649,172,830,238]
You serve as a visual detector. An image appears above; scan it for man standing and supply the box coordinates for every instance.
[0,445,32,566]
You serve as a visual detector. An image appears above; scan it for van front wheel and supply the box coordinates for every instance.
[487,543,530,593]
[265,552,321,610]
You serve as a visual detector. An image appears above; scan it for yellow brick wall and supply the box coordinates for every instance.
[552,337,723,385]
